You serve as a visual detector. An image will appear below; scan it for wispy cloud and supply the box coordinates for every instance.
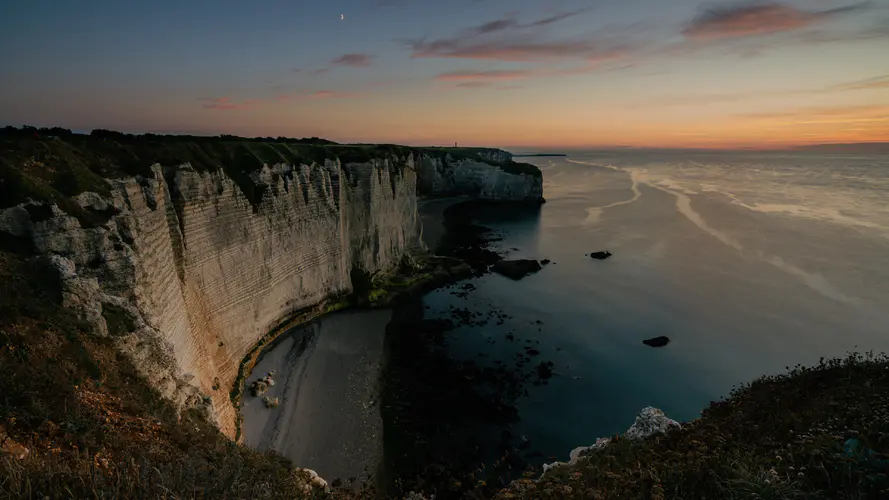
[198,97,260,110]
[742,103,889,121]
[410,38,625,62]
[432,50,628,88]
[453,81,494,88]
[308,90,361,99]
[636,74,889,108]
[472,17,519,35]
[683,2,868,40]
[525,8,592,28]
[829,74,889,91]
[435,69,532,82]
[404,8,604,62]
[331,53,376,67]
[276,90,365,101]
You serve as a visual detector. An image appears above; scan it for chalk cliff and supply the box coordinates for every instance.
[0,135,542,438]
[417,155,543,201]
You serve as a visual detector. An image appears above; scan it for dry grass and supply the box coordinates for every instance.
[0,250,330,499]
[495,353,889,500]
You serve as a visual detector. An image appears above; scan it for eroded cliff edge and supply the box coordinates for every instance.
[0,132,543,438]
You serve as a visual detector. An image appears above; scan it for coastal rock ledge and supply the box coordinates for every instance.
[540,407,681,477]
[0,135,543,439]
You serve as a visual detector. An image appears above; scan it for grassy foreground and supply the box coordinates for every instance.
[4,228,888,500]
[0,250,329,499]
[495,353,889,500]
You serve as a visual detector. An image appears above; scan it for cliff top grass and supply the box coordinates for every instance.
[494,352,889,500]
[0,126,540,214]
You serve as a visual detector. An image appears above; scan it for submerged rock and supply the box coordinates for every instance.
[492,259,542,280]
[643,336,670,347]
[589,251,612,260]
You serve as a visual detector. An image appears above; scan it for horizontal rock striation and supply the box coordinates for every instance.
[0,135,543,438]
[416,155,543,202]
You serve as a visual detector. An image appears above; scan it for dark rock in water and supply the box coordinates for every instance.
[541,259,551,265]
[643,336,670,347]
[590,251,612,260]
[536,361,554,380]
[492,259,542,280]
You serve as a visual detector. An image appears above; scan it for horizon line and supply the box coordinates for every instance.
[4,124,888,152]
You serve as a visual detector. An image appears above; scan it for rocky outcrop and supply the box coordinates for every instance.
[0,144,542,439]
[474,148,513,164]
[541,407,680,476]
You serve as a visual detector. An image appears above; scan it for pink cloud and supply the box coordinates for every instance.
[199,97,261,110]
[411,39,612,62]
[435,70,532,82]
[453,81,493,88]
[830,75,889,91]
[283,90,365,101]
[683,2,867,40]
[433,52,630,88]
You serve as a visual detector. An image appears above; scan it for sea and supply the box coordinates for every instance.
[421,149,889,465]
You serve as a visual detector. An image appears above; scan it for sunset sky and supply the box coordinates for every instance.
[1,0,887,149]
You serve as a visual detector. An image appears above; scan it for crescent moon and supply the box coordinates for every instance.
[340,14,344,20]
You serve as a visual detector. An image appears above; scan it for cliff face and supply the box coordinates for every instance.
[0,137,542,438]
[2,158,418,435]
[417,155,543,202]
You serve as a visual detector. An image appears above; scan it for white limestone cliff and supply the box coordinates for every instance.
[416,155,543,202]
[0,149,541,438]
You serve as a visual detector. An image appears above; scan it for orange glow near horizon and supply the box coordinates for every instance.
[3,1,888,150]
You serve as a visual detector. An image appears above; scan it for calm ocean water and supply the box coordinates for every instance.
[422,150,889,464]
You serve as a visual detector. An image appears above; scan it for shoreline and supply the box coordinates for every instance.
[240,309,392,491]
[233,197,494,491]
[230,295,350,442]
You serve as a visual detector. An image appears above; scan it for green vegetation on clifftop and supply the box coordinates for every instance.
[1,127,540,215]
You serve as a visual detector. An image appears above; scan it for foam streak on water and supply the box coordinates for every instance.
[568,160,643,225]
[570,158,863,305]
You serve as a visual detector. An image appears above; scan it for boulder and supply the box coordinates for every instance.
[542,406,679,476]
[293,468,329,495]
[643,336,670,347]
[492,259,542,280]
[625,407,681,439]
[589,251,612,260]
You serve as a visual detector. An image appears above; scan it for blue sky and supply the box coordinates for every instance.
[1,0,887,148]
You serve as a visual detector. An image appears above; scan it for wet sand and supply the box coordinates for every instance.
[241,309,391,487]
[240,198,474,490]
